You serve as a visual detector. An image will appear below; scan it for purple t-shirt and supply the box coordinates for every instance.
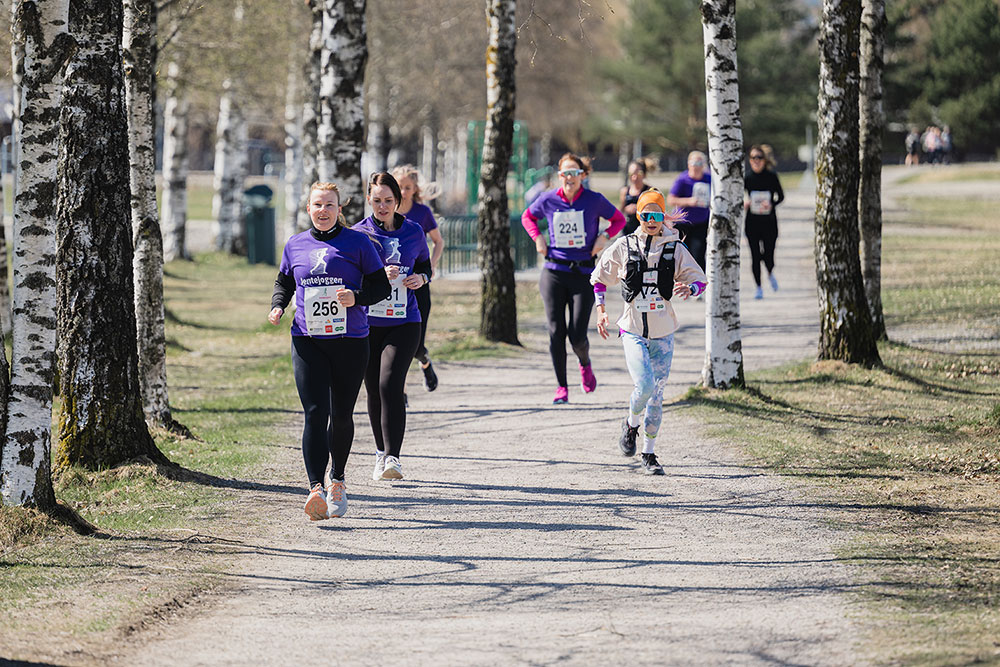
[669,171,712,227]
[279,227,384,339]
[403,202,438,234]
[352,215,430,327]
[527,188,618,273]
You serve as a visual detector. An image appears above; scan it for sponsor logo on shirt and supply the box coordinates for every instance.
[309,248,329,275]
[300,276,344,287]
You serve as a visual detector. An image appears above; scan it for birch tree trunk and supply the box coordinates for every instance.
[317,0,367,222]
[124,0,175,429]
[478,0,519,345]
[212,80,247,255]
[815,0,881,366]
[858,0,887,341]
[297,0,323,233]
[284,57,304,241]
[1,0,70,509]
[161,60,190,263]
[54,0,168,469]
[700,0,746,389]
[0,173,11,339]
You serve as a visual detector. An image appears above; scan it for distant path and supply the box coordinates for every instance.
[111,180,874,665]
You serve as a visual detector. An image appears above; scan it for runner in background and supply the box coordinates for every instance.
[743,144,785,299]
[590,189,707,475]
[667,151,712,270]
[353,172,432,481]
[522,152,627,404]
[619,158,654,236]
[269,182,390,520]
[392,164,444,392]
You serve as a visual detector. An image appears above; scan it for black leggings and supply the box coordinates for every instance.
[365,322,421,457]
[539,268,594,388]
[292,335,369,486]
[414,283,431,364]
[745,216,778,286]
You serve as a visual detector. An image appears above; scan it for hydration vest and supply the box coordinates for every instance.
[621,234,676,304]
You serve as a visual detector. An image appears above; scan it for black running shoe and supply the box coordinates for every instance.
[641,453,664,475]
[619,419,638,457]
[422,360,438,392]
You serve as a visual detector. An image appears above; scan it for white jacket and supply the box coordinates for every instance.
[590,227,707,339]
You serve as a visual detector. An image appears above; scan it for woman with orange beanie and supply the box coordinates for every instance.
[590,188,707,475]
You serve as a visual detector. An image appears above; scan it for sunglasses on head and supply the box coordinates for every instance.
[558,168,583,177]
[639,211,666,223]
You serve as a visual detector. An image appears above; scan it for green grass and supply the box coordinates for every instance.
[683,191,1000,664]
[892,166,1000,186]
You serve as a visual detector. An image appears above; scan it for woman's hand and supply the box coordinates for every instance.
[385,264,401,280]
[402,273,426,290]
[596,308,610,340]
[534,235,547,256]
[335,288,356,307]
[673,283,694,300]
[592,234,609,256]
[268,307,283,325]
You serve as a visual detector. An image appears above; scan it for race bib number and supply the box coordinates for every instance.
[692,182,711,208]
[634,270,666,312]
[552,209,586,248]
[749,190,772,215]
[304,286,346,336]
[369,273,407,319]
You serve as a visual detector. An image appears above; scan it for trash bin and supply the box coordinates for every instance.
[244,184,275,265]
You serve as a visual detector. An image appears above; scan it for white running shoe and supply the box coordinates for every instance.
[372,451,386,480]
[381,456,403,480]
[304,483,328,521]
[326,480,348,518]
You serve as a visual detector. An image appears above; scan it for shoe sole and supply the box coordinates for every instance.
[381,467,403,480]
[621,446,636,457]
[304,495,329,521]
[643,468,665,475]
[553,399,568,404]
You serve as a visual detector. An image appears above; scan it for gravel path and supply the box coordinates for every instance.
[114,186,865,665]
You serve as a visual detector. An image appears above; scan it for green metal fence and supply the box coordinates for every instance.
[437,214,544,275]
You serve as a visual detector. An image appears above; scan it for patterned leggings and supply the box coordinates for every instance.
[621,332,674,451]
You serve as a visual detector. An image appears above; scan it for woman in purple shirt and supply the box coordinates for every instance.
[521,152,627,404]
[393,164,445,392]
[353,172,433,482]
[667,150,712,270]
[269,182,390,521]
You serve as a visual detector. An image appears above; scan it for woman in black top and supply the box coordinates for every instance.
[619,158,654,236]
[744,145,784,299]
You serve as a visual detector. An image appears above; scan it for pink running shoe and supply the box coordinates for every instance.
[304,483,328,521]
[553,386,569,404]
[580,363,597,393]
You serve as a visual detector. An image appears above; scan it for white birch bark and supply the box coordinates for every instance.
[297,0,323,233]
[1,0,69,508]
[815,0,880,365]
[858,0,886,340]
[124,0,173,427]
[161,60,190,263]
[478,0,519,344]
[212,80,247,254]
[55,0,164,469]
[700,0,745,389]
[283,58,304,241]
[318,0,367,222]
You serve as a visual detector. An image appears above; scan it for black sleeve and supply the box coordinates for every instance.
[413,258,433,282]
[271,271,295,310]
[354,268,392,306]
[772,172,785,206]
